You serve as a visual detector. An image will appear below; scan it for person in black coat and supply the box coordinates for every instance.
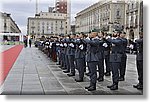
[74,32,87,82]
[29,38,32,48]
[133,32,143,90]
[84,30,101,91]
[67,34,76,77]
[106,31,123,90]
[119,32,128,81]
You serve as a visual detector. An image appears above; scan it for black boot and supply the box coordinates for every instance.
[67,73,75,77]
[118,76,125,81]
[88,86,96,91]
[85,72,90,76]
[133,83,143,90]
[104,72,111,76]
[63,70,70,73]
[107,84,115,88]
[133,83,141,88]
[85,86,92,89]
[75,78,83,82]
[137,84,143,90]
[97,77,104,82]
[110,83,118,90]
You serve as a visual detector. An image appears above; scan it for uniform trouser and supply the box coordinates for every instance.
[104,55,111,72]
[60,53,65,67]
[87,62,98,86]
[111,62,121,84]
[76,58,85,79]
[136,60,143,84]
[98,59,104,78]
[65,54,70,71]
[119,54,127,77]
[68,55,75,74]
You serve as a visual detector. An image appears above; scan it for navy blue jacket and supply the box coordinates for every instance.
[74,39,86,59]
[83,37,101,62]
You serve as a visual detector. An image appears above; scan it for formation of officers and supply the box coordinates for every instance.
[38,30,143,91]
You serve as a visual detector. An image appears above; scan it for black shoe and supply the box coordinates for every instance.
[133,83,140,88]
[104,72,111,76]
[119,77,125,81]
[133,83,143,90]
[110,84,118,90]
[56,63,60,65]
[85,86,92,89]
[63,70,70,73]
[85,72,90,76]
[87,86,96,91]
[61,67,67,70]
[67,73,75,77]
[75,78,83,82]
[107,84,115,88]
[137,84,143,90]
[97,77,104,82]
[58,66,62,68]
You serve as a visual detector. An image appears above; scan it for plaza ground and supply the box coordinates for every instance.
[0,45,143,95]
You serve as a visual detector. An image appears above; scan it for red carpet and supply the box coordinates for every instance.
[0,45,23,85]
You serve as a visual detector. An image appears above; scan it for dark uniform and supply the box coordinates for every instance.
[74,38,86,82]
[67,38,76,76]
[84,36,100,91]
[59,38,66,70]
[63,38,70,73]
[103,38,111,76]
[97,38,105,82]
[107,37,123,90]
[133,37,143,90]
[119,37,128,81]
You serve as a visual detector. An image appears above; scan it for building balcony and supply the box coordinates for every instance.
[126,8,138,13]
[116,15,121,19]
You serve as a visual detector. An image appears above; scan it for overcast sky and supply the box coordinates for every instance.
[0,0,99,34]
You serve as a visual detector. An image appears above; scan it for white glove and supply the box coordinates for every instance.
[64,43,67,47]
[86,37,90,40]
[49,42,53,48]
[69,43,74,48]
[79,44,84,50]
[112,44,115,46]
[56,43,60,46]
[60,44,63,47]
[76,39,80,41]
[106,36,111,39]
[45,42,49,45]
[103,43,108,48]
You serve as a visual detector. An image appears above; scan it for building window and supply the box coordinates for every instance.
[132,3,134,9]
[32,21,34,25]
[117,10,120,16]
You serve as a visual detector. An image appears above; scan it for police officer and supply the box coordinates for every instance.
[103,33,111,76]
[106,31,123,90]
[84,30,100,91]
[119,32,128,81]
[59,35,67,70]
[133,32,143,90]
[63,35,70,73]
[67,34,76,77]
[74,32,87,82]
[97,31,105,82]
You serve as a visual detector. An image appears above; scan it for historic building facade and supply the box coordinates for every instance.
[0,12,21,33]
[75,0,126,34]
[27,11,67,38]
[125,0,143,40]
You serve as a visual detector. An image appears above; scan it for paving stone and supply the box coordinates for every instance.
[45,89,68,95]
